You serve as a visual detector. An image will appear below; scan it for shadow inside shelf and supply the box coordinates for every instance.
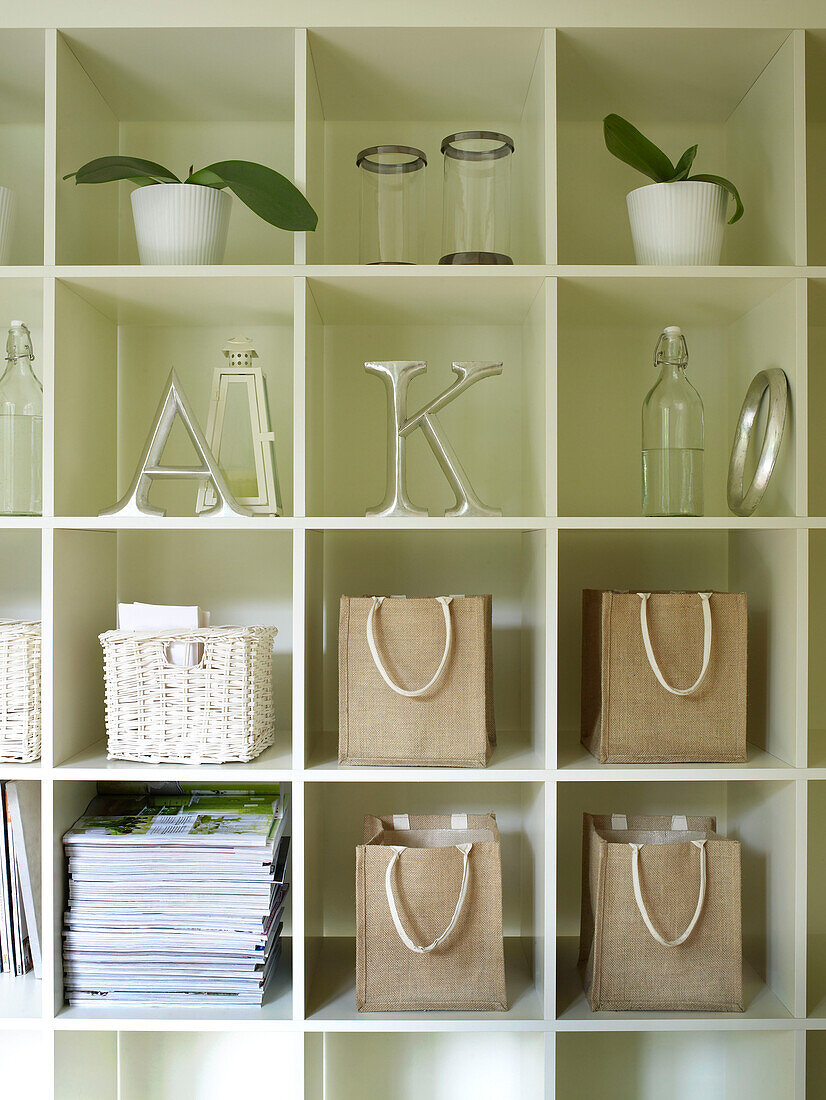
[556,738,796,774]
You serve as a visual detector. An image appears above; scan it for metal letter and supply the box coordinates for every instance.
[366,360,503,518]
[100,369,255,519]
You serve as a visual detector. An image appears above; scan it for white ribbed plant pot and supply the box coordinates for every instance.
[0,187,17,265]
[131,183,232,265]
[626,180,728,265]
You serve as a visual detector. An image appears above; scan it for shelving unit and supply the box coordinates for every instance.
[0,5,822,1097]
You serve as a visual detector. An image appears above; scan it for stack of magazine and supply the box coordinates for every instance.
[0,780,41,980]
[62,785,289,1007]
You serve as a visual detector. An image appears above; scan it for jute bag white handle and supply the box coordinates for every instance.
[629,839,707,947]
[367,595,454,698]
[637,591,713,696]
[384,842,472,954]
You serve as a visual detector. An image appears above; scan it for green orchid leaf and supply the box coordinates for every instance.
[688,173,745,224]
[672,145,698,181]
[603,114,676,183]
[64,156,180,185]
[128,177,160,188]
[201,160,317,231]
[186,167,228,189]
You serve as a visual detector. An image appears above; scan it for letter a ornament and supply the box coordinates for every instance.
[366,360,503,517]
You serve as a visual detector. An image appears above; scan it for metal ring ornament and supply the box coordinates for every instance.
[727,368,789,517]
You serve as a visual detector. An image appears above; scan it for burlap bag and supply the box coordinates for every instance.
[581,590,747,763]
[356,813,507,1011]
[579,813,743,1012]
[339,595,495,766]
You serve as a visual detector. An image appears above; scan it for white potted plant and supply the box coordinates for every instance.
[63,156,317,264]
[603,114,744,265]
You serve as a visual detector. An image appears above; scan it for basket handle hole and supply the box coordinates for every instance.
[163,641,206,668]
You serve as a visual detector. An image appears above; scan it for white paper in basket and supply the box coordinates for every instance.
[117,603,211,667]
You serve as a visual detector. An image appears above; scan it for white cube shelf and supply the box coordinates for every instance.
[303,780,547,1024]
[0,7,818,1099]
[52,275,295,519]
[556,29,800,267]
[306,1031,547,1099]
[50,779,293,1023]
[55,29,296,267]
[556,1031,799,1099]
[304,28,550,266]
[304,528,548,772]
[51,528,294,772]
[304,276,549,518]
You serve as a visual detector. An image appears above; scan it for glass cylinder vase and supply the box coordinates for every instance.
[439,131,514,265]
[356,145,427,264]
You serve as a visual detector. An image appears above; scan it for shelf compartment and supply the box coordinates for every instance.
[52,780,293,1023]
[52,528,293,771]
[807,282,826,516]
[809,531,826,767]
[54,1029,303,1099]
[806,32,826,266]
[557,528,803,769]
[55,29,296,266]
[306,1032,546,1098]
[556,29,799,266]
[305,275,548,519]
[304,780,546,1022]
[0,531,43,767]
[0,1030,48,1094]
[0,31,45,266]
[0,529,41,624]
[808,781,826,1016]
[557,276,801,519]
[0,778,42,1019]
[53,275,294,518]
[304,528,548,773]
[556,780,799,1023]
[556,1031,797,1097]
[809,1032,826,1098]
[304,28,548,265]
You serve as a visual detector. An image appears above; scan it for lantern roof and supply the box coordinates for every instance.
[222,335,258,358]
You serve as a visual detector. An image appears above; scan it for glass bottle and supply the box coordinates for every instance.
[641,325,704,517]
[0,321,42,516]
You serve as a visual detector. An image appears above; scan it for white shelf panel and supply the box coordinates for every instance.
[55,738,294,778]
[557,740,796,780]
[555,938,793,1031]
[57,272,294,326]
[557,517,807,529]
[0,761,44,777]
[305,937,543,1028]
[0,972,43,1020]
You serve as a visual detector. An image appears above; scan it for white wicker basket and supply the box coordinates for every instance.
[100,625,277,764]
[0,619,41,763]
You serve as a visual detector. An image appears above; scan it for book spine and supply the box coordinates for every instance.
[5,795,21,975]
[7,781,41,978]
[0,784,12,973]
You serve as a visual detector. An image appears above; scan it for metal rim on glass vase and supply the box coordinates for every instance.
[439,131,515,266]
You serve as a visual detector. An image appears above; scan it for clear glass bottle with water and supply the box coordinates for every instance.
[642,325,703,517]
[0,321,42,516]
